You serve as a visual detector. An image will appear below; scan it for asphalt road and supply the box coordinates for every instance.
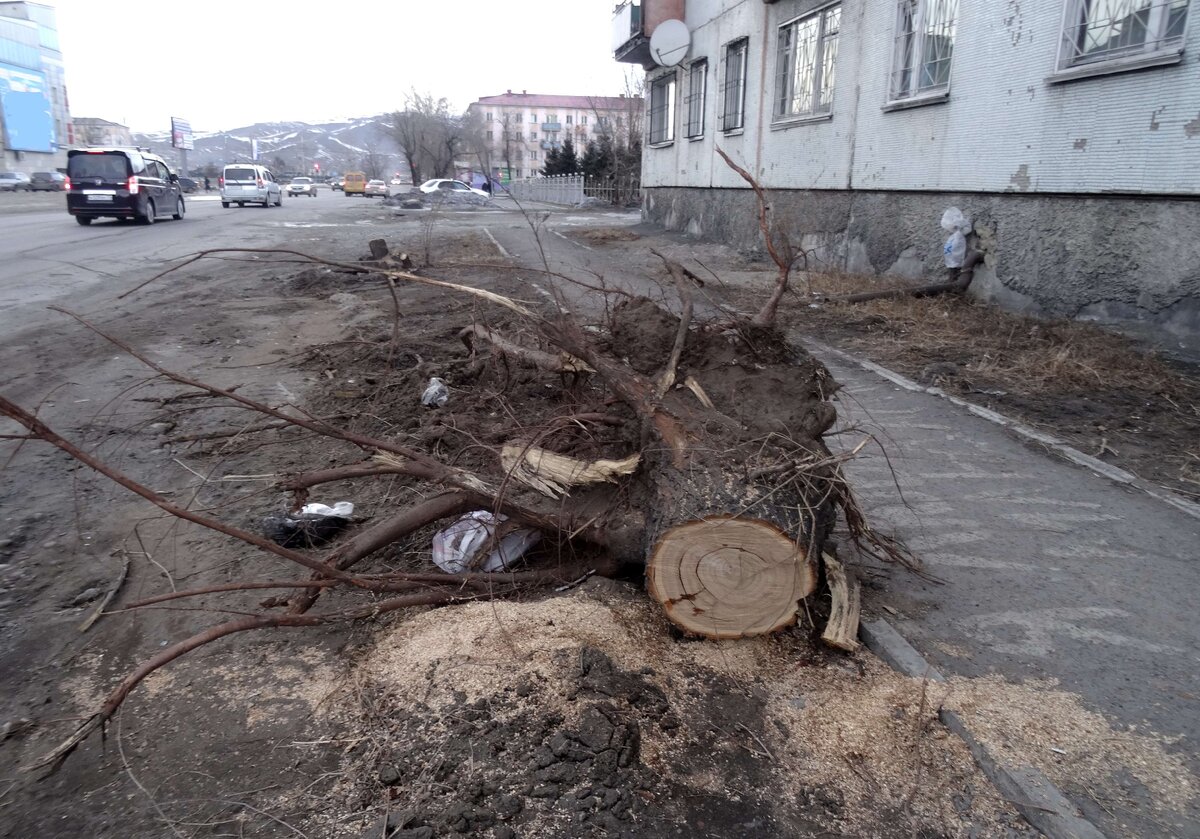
[0,186,394,340]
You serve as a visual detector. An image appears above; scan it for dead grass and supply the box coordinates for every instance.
[758,269,1200,494]
[577,228,641,244]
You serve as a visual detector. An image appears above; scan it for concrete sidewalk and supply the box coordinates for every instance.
[817,347,1200,839]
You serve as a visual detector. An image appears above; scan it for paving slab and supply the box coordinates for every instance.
[815,346,1200,838]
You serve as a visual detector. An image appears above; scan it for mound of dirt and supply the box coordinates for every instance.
[287,583,1034,838]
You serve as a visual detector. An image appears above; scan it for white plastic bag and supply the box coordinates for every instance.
[431,511,541,574]
[421,377,449,407]
[943,231,967,268]
[300,501,354,518]
[940,206,971,234]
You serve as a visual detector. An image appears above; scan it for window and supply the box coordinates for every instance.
[515,131,523,141]
[775,6,840,120]
[485,111,492,121]
[530,113,537,122]
[1059,0,1189,67]
[890,0,956,100]
[649,72,677,144]
[487,131,494,141]
[685,60,707,138]
[531,132,538,141]
[530,150,538,160]
[720,38,748,131]
[566,115,573,124]
[581,115,588,125]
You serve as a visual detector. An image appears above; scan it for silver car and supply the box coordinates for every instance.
[220,164,282,208]
[0,172,31,192]
[287,177,317,198]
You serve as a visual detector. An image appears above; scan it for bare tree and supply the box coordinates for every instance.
[385,90,463,184]
[360,141,388,180]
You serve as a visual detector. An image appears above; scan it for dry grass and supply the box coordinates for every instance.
[577,227,641,244]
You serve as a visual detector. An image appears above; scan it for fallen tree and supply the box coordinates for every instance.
[1,240,908,772]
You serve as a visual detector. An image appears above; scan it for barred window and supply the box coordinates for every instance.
[685,59,707,138]
[721,38,748,132]
[649,72,677,144]
[890,0,956,100]
[1060,0,1189,66]
[775,6,840,120]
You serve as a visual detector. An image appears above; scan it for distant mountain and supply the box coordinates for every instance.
[132,116,408,177]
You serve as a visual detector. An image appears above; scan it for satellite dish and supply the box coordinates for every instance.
[650,19,690,68]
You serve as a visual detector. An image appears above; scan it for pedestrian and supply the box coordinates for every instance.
[204,176,211,192]
[481,178,492,195]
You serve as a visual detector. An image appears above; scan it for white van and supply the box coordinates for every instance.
[220,163,282,208]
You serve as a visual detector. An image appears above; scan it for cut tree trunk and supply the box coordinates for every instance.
[647,517,817,639]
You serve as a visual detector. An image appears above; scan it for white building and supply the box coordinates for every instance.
[615,0,1200,351]
[468,91,643,181]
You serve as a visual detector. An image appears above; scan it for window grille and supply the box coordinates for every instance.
[649,72,677,144]
[1060,0,1189,66]
[775,6,841,119]
[685,60,707,138]
[720,38,748,131]
[890,0,956,100]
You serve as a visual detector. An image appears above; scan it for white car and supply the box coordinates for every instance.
[287,177,317,198]
[419,178,489,198]
[220,163,282,208]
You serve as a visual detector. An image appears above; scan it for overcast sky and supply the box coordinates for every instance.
[52,0,636,133]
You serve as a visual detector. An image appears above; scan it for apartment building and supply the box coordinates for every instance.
[614,0,1200,350]
[468,90,643,180]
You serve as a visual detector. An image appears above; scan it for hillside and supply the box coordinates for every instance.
[133,116,409,178]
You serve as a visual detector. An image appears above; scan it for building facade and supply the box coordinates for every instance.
[467,91,643,180]
[72,117,130,147]
[616,0,1200,351]
[0,1,70,173]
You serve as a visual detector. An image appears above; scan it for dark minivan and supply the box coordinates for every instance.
[66,148,185,226]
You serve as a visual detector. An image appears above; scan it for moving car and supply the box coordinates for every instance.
[287,176,317,198]
[364,179,388,198]
[65,147,186,225]
[29,171,67,191]
[342,171,366,196]
[330,177,344,191]
[177,177,199,194]
[418,178,489,198]
[220,163,282,208]
[0,172,30,191]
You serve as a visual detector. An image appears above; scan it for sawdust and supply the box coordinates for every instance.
[318,583,1032,837]
[946,675,1196,819]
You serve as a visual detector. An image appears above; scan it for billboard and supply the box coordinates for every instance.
[170,116,193,150]
[0,61,54,153]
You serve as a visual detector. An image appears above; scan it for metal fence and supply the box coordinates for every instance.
[507,174,585,205]
[504,173,642,207]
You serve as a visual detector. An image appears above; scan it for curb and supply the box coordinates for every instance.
[860,619,1108,839]
[805,340,1200,522]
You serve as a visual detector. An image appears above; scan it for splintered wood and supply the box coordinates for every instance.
[646,517,817,639]
[820,551,862,652]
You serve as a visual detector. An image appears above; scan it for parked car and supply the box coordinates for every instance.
[0,172,31,191]
[177,177,199,194]
[330,177,344,191]
[29,171,67,191]
[65,147,185,225]
[364,179,388,198]
[389,178,404,185]
[342,171,366,196]
[287,176,317,198]
[220,163,282,208]
[418,178,489,198]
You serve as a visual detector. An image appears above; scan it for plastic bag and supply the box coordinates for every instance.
[262,500,354,548]
[943,231,967,268]
[940,206,971,234]
[421,377,449,407]
[301,501,354,517]
[431,511,541,574]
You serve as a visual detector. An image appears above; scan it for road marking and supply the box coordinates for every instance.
[957,607,1184,657]
[551,229,592,250]
[482,228,511,258]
